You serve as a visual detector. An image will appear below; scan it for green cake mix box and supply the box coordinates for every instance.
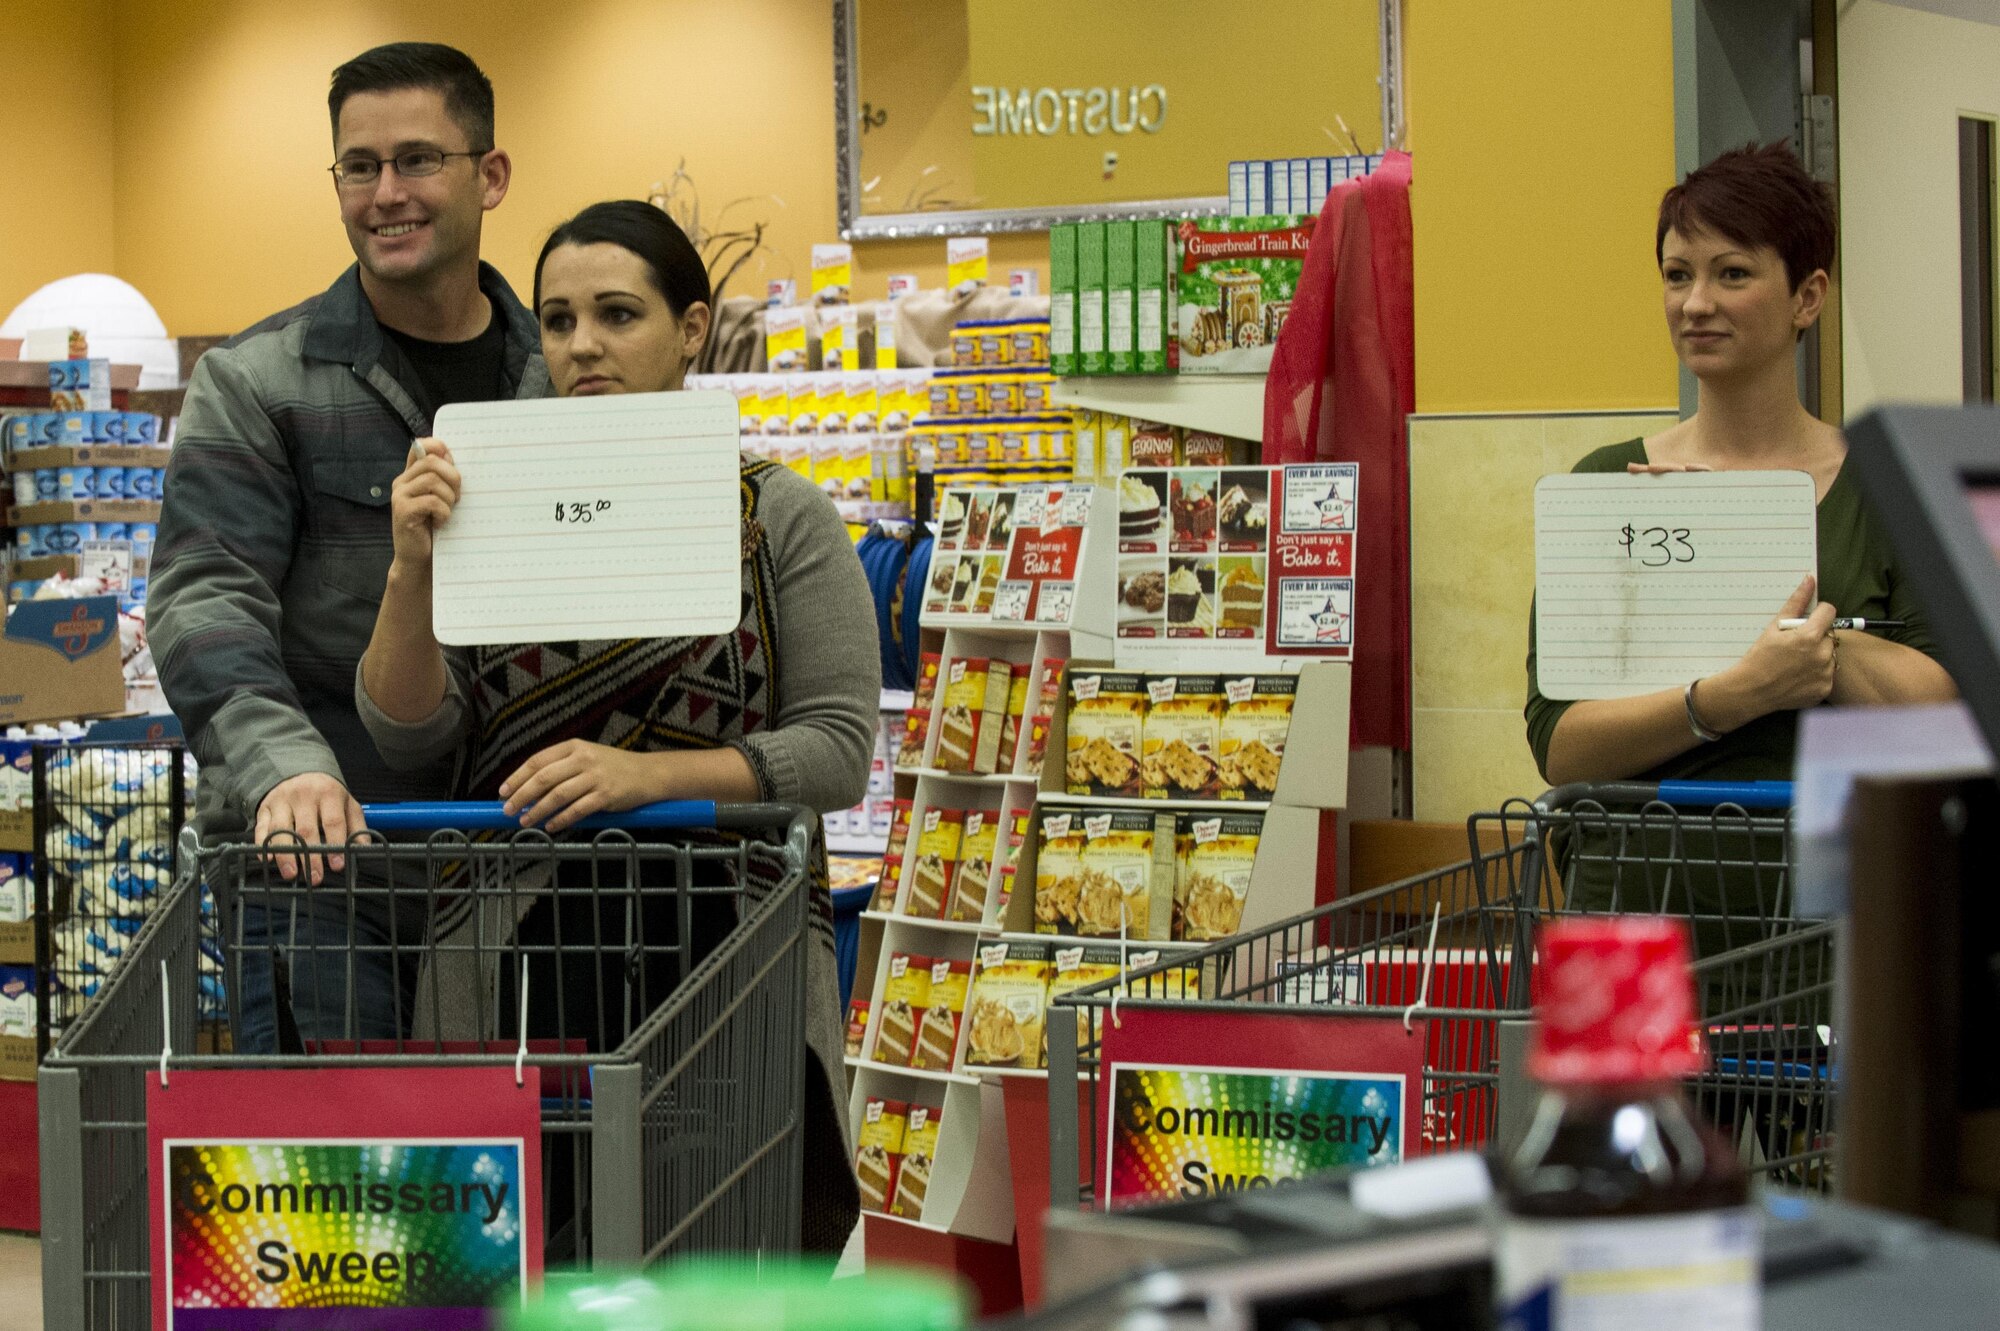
[1077,221,1108,376]
[1170,215,1314,375]
[1049,224,1078,377]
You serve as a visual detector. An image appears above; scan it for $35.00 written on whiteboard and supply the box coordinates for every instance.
[429,391,743,647]
[1533,470,1818,701]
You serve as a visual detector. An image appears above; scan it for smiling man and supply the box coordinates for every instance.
[150,43,549,1052]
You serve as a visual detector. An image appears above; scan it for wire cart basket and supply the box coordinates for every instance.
[38,799,817,1331]
[32,740,201,1050]
[1047,780,1836,1210]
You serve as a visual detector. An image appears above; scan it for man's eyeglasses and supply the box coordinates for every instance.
[329,148,490,188]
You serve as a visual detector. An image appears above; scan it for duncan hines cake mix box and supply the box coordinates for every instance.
[1171,215,1313,375]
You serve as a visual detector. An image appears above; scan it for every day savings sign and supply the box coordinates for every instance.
[149,1068,542,1330]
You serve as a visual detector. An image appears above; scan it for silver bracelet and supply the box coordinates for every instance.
[1685,679,1722,743]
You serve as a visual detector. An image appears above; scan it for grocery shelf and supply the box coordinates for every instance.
[827,835,888,855]
[907,768,1039,786]
[861,911,989,935]
[862,1210,955,1234]
[1033,791,1274,812]
[843,1056,980,1088]
[1051,373,1266,443]
[880,689,914,711]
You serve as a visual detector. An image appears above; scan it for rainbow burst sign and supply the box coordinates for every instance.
[1095,1008,1425,1209]
[147,1068,543,1331]
[163,1142,525,1329]
[1106,1065,1405,1205]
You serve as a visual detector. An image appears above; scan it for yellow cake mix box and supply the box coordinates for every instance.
[1218,674,1296,798]
[1034,810,1086,935]
[890,1103,944,1219]
[1077,809,1174,940]
[904,807,964,918]
[997,810,1031,915]
[1065,671,1147,798]
[911,958,973,1071]
[872,952,935,1066]
[1175,810,1265,940]
[1044,943,1127,1061]
[964,940,1053,1069]
[1141,674,1223,799]
[948,808,1000,923]
[855,1096,908,1212]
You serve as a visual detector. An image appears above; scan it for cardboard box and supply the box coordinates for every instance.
[0,1035,35,1082]
[1077,222,1108,376]
[1135,221,1169,374]
[1105,221,1136,375]
[0,595,124,727]
[1172,215,1315,376]
[873,952,935,1065]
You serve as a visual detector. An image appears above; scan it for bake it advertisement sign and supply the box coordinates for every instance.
[927,483,1089,626]
[1098,1008,1420,1208]
[149,1067,542,1330]
[1114,464,1354,660]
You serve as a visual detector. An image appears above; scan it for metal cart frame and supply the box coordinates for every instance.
[1048,781,1836,1210]
[38,800,817,1331]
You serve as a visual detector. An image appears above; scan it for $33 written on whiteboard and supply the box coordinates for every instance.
[1532,470,1818,701]
[430,390,743,646]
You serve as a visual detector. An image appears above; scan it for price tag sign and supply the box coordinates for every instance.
[1533,470,1818,700]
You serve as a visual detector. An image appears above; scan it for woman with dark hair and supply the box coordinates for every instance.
[355,200,876,1251]
[1525,142,1954,792]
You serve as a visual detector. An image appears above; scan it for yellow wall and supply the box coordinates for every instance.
[1409,410,1677,820]
[1837,0,2000,414]
[0,0,119,323]
[1404,1,1681,412]
[95,0,1043,336]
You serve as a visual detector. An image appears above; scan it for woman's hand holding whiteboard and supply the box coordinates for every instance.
[1533,470,1818,700]
[428,391,743,646]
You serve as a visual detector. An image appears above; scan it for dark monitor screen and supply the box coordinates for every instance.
[1845,406,2000,755]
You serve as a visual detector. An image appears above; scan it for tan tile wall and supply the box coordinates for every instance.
[1409,411,1680,821]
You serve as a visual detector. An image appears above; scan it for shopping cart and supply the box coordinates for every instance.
[1046,780,1836,1210]
[38,800,817,1331]
[30,740,202,1045]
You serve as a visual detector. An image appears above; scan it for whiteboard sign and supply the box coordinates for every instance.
[431,391,742,646]
[1534,470,1817,700]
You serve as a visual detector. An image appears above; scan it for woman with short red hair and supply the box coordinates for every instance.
[1525,141,1955,793]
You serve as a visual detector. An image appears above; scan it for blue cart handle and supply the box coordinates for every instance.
[358,800,718,832]
[1654,780,1793,810]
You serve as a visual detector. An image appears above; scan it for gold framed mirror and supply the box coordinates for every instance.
[835,0,1403,238]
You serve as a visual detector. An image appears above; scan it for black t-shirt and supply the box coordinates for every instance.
[384,297,510,414]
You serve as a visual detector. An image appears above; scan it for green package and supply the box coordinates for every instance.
[1135,219,1168,374]
[1077,221,1107,376]
[1106,220,1136,375]
[1049,223,1078,377]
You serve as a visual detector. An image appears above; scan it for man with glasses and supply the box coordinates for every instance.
[151,43,548,1051]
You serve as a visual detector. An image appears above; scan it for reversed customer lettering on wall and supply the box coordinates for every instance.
[971,85,1166,135]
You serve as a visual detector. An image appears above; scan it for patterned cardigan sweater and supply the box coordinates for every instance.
[359,455,880,1251]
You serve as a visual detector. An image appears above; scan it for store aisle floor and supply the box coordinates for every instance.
[0,1235,39,1324]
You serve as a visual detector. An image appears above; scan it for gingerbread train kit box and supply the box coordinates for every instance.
[1171,215,1314,375]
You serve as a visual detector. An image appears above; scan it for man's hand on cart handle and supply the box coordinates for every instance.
[255,773,367,884]
[390,438,461,571]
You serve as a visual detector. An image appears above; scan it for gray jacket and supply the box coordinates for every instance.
[150,263,549,833]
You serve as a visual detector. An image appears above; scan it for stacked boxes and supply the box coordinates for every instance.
[1077,222,1107,376]
[1050,226,1078,377]
[1105,221,1136,375]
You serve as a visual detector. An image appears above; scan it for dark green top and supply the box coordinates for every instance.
[1524,439,1941,785]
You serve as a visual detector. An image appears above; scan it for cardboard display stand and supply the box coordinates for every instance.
[848,477,1357,1307]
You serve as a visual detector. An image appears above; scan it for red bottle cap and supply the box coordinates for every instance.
[1529,917,1704,1084]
